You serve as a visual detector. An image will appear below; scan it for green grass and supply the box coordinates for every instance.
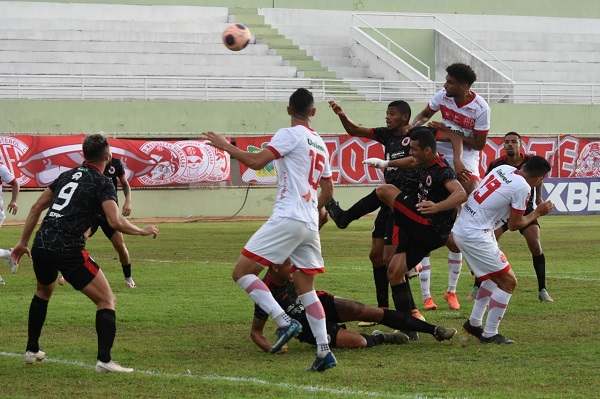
[1,215,599,399]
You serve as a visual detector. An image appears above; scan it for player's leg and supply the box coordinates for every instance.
[522,222,552,301]
[25,247,58,364]
[235,218,303,348]
[483,270,517,344]
[325,189,383,229]
[370,208,390,309]
[444,250,462,310]
[419,255,438,310]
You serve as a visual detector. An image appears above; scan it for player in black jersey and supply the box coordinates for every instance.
[465,132,553,303]
[324,100,425,322]
[251,260,456,352]
[11,134,159,373]
[59,157,137,288]
[365,127,467,318]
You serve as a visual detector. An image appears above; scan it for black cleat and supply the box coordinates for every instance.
[399,330,419,341]
[462,320,484,339]
[480,334,515,345]
[372,330,410,345]
[433,326,457,342]
[325,199,348,229]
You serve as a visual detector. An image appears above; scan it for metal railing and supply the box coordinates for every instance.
[0,75,599,104]
[351,12,514,81]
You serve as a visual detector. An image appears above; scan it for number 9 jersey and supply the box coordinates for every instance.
[34,162,118,251]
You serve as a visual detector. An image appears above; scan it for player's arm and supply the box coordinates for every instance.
[11,188,53,264]
[507,200,553,231]
[328,100,376,140]
[203,131,276,170]
[103,199,158,238]
[118,173,132,217]
[417,180,467,214]
[363,156,417,169]
[6,178,20,215]
[534,181,543,205]
[318,177,334,209]
[250,316,274,353]
[405,105,436,133]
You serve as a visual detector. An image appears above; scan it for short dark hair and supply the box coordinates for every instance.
[410,126,437,152]
[504,131,521,139]
[82,134,109,162]
[446,63,477,86]
[289,88,314,118]
[387,100,411,119]
[522,155,551,178]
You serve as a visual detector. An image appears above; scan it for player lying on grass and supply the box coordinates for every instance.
[251,259,457,352]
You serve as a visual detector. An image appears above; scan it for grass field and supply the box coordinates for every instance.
[1,215,599,399]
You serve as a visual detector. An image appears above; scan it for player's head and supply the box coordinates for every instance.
[386,100,411,131]
[409,127,437,164]
[521,155,551,186]
[504,132,522,156]
[444,63,477,96]
[288,88,316,119]
[83,134,110,163]
[269,259,293,283]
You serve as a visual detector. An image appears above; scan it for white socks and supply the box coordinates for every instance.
[298,291,329,356]
[447,251,462,292]
[419,257,431,300]
[236,274,288,328]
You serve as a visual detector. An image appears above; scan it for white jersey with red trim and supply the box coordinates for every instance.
[428,89,490,174]
[266,125,332,231]
[452,165,530,240]
[0,164,16,221]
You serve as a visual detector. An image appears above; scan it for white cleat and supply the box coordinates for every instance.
[125,278,136,289]
[25,350,46,364]
[96,360,134,373]
[0,275,5,285]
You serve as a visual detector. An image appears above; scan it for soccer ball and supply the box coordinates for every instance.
[222,23,251,51]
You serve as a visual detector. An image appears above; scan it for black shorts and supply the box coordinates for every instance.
[32,247,100,291]
[392,194,447,270]
[90,214,116,240]
[297,291,344,348]
[500,206,540,235]
[371,206,390,239]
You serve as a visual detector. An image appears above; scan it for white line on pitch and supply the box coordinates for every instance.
[0,351,458,399]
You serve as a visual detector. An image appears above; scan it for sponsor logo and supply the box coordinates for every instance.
[544,178,600,214]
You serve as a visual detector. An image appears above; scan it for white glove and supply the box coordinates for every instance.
[363,158,389,168]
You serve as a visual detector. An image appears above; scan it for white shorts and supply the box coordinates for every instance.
[242,216,325,274]
[453,230,511,280]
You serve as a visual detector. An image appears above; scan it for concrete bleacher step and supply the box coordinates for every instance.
[230,7,362,98]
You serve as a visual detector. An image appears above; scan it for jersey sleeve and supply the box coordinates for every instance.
[427,89,445,112]
[474,100,491,133]
[0,164,15,184]
[100,180,119,204]
[266,128,302,159]
[372,127,388,144]
[510,183,530,214]
[113,158,126,178]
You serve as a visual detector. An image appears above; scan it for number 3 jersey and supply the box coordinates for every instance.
[34,162,118,251]
[452,164,530,240]
[266,125,332,232]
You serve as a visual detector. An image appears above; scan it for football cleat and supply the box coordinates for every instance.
[25,350,46,364]
[270,319,302,354]
[357,321,378,327]
[324,199,348,229]
[433,326,457,342]
[538,289,553,302]
[307,351,337,372]
[6,252,18,274]
[96,360,134,373]
[480,333,515,345]
[398,330,419,341]
[406,263,422,279]
[466,286,479,302]
[57,276,67,286]
[444,291,460,310]
[423,297,438,311]
[372,329,410,345]
[462,320,484,339]
[0,275,5,285]
[125,277,137,288]
[412,309,426,321]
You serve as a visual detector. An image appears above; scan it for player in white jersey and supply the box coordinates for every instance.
[0,163,20,285]
[447,156,553,344]
[203,88,337,372]
[407,63,491,312]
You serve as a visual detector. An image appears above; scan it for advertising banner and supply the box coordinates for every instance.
[543,177,600,215]
[0,135,230,187]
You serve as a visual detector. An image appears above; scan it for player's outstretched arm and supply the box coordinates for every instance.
[405,105,436,133]
[251,316,285,353]
[363,157,416,169]
[328,100,375,139]
[103,200,158,238]
[7,179,19,215]
[203,131,276,170]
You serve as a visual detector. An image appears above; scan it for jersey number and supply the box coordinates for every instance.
[308,150,326,190]
[51,182,78,211]
[473,175,501,204]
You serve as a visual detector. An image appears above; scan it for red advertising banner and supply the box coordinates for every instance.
[0,135,230,188]
[237,135,600,184]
